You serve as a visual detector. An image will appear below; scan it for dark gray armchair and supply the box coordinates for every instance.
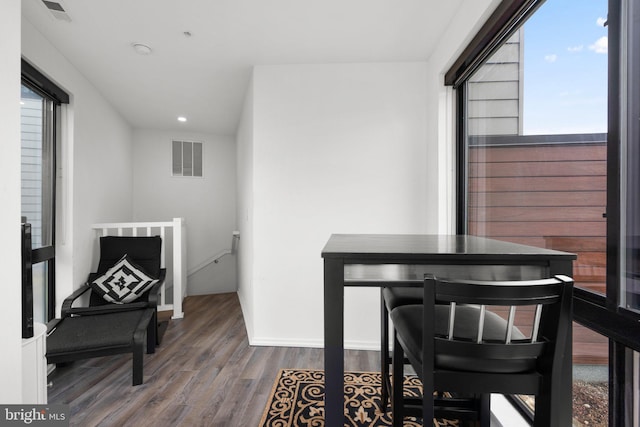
[46,236,166,386]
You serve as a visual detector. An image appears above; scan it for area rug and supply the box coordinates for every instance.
[259,369,460,426]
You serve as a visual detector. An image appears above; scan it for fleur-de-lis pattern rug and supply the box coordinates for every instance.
[259,369,461,426]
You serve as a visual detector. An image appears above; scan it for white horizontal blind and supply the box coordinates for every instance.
[172,140,203,177]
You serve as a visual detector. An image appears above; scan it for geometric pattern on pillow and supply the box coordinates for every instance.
[89,254,159,304]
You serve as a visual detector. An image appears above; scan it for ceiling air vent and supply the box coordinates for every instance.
[41,0,72,22]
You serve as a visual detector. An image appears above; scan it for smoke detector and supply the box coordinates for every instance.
[41,0,72,22]
[132,43,153,56]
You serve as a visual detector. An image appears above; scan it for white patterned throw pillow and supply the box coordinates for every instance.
[90,254,159,304]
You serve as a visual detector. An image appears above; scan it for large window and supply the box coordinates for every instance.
[21,60,68,322]
[450,0,640,425]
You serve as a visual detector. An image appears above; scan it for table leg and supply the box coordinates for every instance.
[324,258,345,427]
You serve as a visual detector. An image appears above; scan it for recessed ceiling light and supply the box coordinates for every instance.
[132,43,152,55]
[177,116,187,122]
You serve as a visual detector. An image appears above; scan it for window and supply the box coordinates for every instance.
[450,0,640,425]
[21,85,55,250]
[464,3,608,292]
[21,59,68,323]
[172,140,203,177]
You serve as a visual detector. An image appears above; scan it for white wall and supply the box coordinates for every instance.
[237,0,502,348]
[236,81,255,338]
[132,129,237,295]
[244,62,434,348]
[0,0,23,403]
[21,18,134,311]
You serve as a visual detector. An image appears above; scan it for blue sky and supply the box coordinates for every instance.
[522,0,608,134]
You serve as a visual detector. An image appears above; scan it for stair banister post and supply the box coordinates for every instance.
[172,217,185,319]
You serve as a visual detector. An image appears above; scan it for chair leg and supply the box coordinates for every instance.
[132,310,153,386]
[132,338,143,386]
[147,311,156,354]
[380,288,390,411]
[421,360,434,426]
[391,334,405,427]
[533,391,553,427]
[479,394,491,427]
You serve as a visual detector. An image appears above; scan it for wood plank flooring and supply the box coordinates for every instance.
[47,293,379,427]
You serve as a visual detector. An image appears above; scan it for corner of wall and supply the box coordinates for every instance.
[235,72,255,343]
[425,0,499,235]
[1,0,24,403]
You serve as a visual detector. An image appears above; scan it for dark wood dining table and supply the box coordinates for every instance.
[322,234,576,427]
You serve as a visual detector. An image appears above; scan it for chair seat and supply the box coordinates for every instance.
[390,304,529,373]
[382,287,423,312]
[47,310,148,355]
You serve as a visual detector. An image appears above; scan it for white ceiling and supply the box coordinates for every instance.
[22,0,464,136]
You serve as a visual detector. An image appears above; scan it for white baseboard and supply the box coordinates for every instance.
[343,340,381,351]
[249,337,322,348]
[248,336,380,351]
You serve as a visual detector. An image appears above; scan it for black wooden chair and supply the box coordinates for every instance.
[46,236,166,386]
[380,286,422,409]
[390,274,573,426]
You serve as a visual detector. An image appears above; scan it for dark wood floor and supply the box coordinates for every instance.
[48,293,379,426]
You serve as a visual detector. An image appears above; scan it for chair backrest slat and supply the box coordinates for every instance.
[477,305,486,343]
[506,306,517,344]
[531,304,543,343]
[448,302,456,340]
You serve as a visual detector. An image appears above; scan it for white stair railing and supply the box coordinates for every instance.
[187,231,240,277]
[91,217,186,319]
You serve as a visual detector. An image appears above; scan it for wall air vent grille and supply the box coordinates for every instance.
[41,0,72,22]
[172,140,203,177]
